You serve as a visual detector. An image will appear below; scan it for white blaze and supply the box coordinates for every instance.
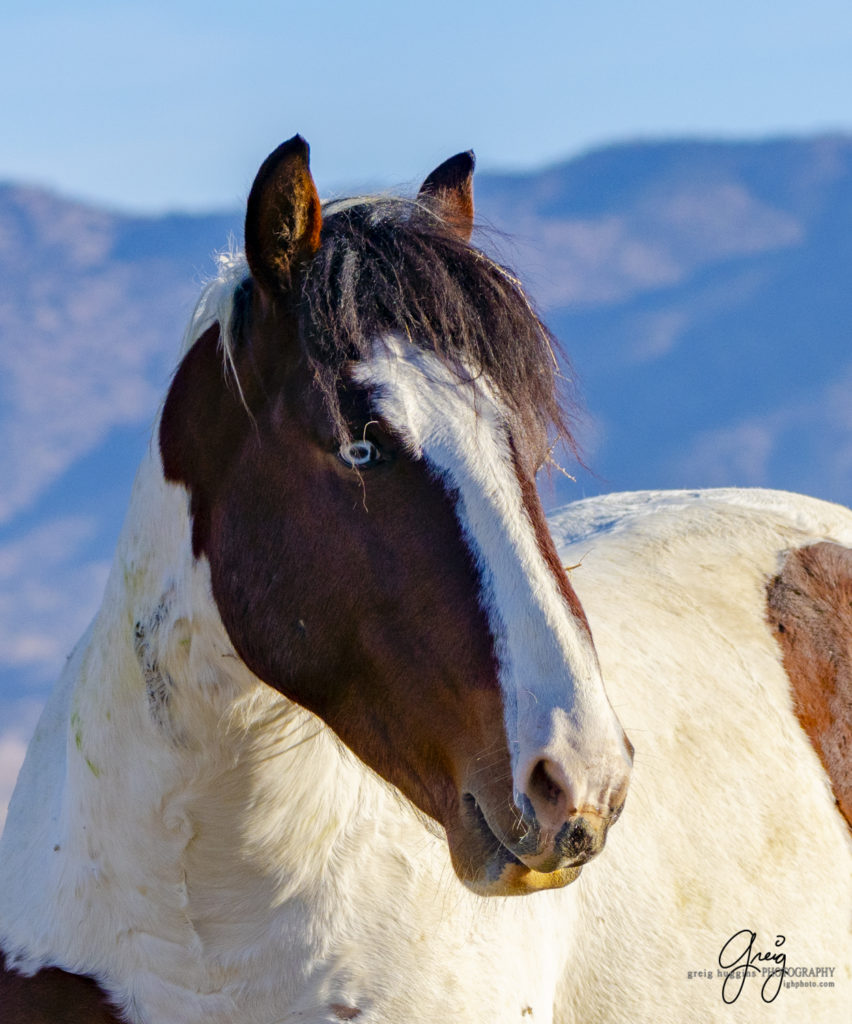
[354,338,630,814]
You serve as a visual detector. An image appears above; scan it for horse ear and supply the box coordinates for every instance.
[417,151,475,242]
[245,135,322,296]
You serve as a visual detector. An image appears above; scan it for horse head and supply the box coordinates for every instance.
[159,136,632,896]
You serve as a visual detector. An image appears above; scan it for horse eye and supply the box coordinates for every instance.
[338,439,381,468]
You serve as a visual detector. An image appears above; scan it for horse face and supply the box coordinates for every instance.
[160,137,631,895]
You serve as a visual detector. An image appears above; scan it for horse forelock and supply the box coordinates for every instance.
[178,197,578,459]
[301,196,576,449]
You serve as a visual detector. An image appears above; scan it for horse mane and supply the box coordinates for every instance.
[180,196,577,451]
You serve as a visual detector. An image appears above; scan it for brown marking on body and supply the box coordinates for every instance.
[0,952,123,1023]
[767,541,852,828]
[330,1004,362,1020]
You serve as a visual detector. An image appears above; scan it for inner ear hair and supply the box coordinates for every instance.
[244,134,323,297]
[418,151,475,243]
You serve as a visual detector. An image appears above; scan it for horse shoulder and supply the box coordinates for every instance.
[767,540,852,828]
[0,954,123,1024]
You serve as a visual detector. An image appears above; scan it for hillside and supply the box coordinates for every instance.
[476,136,852,504]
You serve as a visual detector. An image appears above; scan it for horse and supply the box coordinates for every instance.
[0,136,849,1024]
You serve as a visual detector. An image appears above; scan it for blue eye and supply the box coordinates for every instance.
[338,439,381,467]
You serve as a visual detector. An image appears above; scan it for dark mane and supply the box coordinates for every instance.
[297,197,577,452]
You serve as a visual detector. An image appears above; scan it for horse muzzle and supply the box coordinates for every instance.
[449,742,631,895]
[509,753,629,872]
[446,792,617,896]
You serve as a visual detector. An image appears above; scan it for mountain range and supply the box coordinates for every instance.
[1,134,851,817]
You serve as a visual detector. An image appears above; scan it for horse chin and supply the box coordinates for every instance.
[461,854,584,897]
[445,803,584,897]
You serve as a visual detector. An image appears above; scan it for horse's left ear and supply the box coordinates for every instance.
[245,134,322,297]
[418,151,475,242]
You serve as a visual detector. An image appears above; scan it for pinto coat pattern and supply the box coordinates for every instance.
[0,138,850,1023]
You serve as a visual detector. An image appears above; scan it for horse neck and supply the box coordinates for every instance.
[1,446,408,978]
[71,445,366,844]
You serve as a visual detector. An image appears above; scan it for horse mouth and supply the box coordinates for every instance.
[448,793,584,897]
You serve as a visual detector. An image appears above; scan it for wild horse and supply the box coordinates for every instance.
[1,138,849,1022]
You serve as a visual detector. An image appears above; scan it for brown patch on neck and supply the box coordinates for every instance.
[767,541,852,829]
[0,952,122,1023]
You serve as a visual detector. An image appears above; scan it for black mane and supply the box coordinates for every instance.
[297,197,576,452]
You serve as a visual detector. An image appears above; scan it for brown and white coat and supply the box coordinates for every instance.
[0,138,849,1023]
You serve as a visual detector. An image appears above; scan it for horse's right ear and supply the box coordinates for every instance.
[244,135,322,297]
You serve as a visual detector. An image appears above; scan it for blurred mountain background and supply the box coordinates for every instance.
[1,133,851,817]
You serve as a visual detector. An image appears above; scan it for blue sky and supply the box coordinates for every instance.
[4,0,852,212]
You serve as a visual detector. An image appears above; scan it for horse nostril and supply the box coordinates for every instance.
[523,758,572,833]
[529,759,563,805]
